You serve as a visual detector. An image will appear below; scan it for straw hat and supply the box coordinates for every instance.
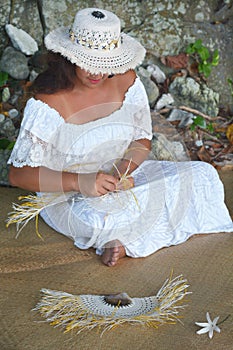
[44,7,146,75]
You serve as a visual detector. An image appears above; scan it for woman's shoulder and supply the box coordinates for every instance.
[115,70,147,104]
[112,70,143,103]
[34,92,61,108]
[116,70,137,89]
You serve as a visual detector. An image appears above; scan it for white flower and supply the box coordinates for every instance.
[195,312,221,339]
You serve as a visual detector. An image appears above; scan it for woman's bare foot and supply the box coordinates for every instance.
[101,240,126,267]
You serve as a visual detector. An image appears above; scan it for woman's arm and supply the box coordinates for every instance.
[112,138,151,178]
[9,165,77,192]
[9,165,118,196]
[8,137,149,195]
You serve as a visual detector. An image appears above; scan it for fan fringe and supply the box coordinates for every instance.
[33,274,191,336]
[6,193,65,238]
[6,160,139,238]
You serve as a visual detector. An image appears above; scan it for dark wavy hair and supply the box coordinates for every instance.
[29,51,77,95]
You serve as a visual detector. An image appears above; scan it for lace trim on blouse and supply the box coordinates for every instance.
[8,77,152,169]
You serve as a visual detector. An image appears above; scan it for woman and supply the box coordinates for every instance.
[8,8,233,266]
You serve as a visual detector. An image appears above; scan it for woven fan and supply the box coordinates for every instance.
[33,274,190,335]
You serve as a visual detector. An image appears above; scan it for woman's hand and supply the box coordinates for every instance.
[78,172,118,197]
[116,176,134,191]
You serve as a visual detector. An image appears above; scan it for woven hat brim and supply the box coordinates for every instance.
[44,27,146,75]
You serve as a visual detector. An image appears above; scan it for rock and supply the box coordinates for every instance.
[8,93,21,106]
[136,66,159,107]
[0,46,29,80]
[151,111,181,141]
[0,118,16,138]
[147,64,166,84]
[155,93,174,110]
[0,1,232,108]
[8,109,19,119]
[169,76,219,116]
[8,83,24,106]
[0,149,11,186]
[0,0,43,51]
[2,87,10,102]
[195,140,203,147]
[152,133,189,161]
[5,24,38,56]
[167,109,194,128]
[29,69,39,82]
[0,114,5,123]
[104,293,132,306]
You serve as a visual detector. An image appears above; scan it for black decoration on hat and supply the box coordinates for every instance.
[92,11,105,19]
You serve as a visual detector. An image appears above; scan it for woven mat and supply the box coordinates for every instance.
[0,180,233,350]
[0,242,92,273]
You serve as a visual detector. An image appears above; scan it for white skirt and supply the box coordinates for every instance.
[40,161,233,257]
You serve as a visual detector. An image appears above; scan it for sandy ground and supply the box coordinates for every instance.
[0,168,232,350]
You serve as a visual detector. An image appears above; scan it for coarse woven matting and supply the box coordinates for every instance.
[0,178,233,350]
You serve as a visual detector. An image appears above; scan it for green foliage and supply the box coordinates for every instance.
[0,138,15,150]
[186,39,219,78]
[227,78,233,97]
[190,115,214,133]
[0,71,8,88]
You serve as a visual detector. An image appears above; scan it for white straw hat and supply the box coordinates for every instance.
[44,7,146,75]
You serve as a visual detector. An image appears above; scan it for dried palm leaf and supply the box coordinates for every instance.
[33,274,190,336]
[6,161,140,237]
[6,193,67,238]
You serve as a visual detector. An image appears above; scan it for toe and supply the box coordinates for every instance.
[101,241,126,267]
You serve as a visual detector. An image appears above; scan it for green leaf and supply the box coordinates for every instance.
[211,49,219,66]
[203,65,212,78]
[193,39,203,50]
[206,123,214,133]
[198,46,210,61]
[227,78,233,96]
[186,40,219,78]
[190,124,195,131]
[198,63,211,77]
[198,62,204,73]
[186,45,195,54]
[6,141,15,150]
[0,71,8,87]
[193,116,207,128]
[0,138,11,150]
